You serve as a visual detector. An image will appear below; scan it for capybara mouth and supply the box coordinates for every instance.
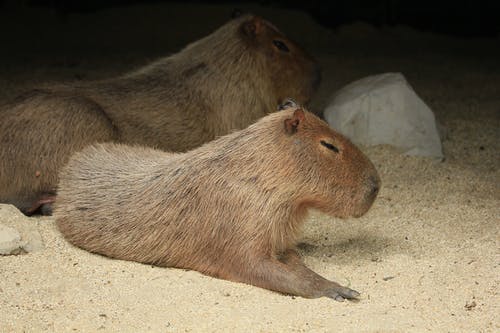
[367,175,380,200]
[339,175,380,219]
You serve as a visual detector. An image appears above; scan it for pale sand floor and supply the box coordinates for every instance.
[0,3,498,332]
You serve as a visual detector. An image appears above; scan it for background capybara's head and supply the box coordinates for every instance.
[235,15,321,104]
[280,105,380,218]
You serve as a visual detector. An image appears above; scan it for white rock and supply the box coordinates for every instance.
[0,224,24,255]
[324,72,443,158]
[0,204,44,255]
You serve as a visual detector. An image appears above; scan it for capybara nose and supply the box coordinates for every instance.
[367,175,380,198]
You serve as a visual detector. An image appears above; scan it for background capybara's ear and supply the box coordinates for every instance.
[231,8,243,19]
[278,98,299,111]
[241,16,263,38]
[284,109,305,135]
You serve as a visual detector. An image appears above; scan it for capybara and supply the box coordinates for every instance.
[0,14,320,215]
[55,103,380,301]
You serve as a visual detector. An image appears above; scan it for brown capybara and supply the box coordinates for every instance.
[55,103,380,301]
[0,14,320,215]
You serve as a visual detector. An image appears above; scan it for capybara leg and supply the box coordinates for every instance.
[240,250,359,301]
[25,194,56,216]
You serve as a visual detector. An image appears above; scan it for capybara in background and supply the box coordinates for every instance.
[0,14,320,215]
[55,103,380,301]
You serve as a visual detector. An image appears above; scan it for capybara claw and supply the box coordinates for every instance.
[327,286,360,301]
[345,289,360,299]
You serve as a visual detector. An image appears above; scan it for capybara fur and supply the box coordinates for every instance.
[0,14,320,215]
[55,105,380,301]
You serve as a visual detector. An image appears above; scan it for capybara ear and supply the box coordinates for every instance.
[284,109,305,135]
[231,8,243,19]
[278,98,298,111]
[241,16,263,38]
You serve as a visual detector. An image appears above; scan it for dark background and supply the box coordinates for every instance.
[2,0,499,37]
[1,0,498,69]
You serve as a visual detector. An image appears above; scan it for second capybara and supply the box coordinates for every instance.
[0,14,320,215]
[55,102,380,301]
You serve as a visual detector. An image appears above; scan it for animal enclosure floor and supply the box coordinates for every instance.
[0,2,499,332]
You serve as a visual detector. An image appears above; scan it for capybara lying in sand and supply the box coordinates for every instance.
[0,14,320,215]
[55,102,380,301]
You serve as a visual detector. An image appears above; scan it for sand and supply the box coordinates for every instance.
[0,3,498,332]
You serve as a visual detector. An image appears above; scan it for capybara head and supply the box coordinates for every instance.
[278,102,380,218]
[236,15,321,104]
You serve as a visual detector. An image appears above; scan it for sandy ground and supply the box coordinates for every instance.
[0,3,499,332]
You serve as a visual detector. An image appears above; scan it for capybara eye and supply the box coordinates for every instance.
[272,40,290,52]
[320,140,339,153]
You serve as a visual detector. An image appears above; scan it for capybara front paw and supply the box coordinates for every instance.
[326,286,360,302]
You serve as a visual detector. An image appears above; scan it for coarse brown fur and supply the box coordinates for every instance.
[0,14,320,215]
[55,105,380,301]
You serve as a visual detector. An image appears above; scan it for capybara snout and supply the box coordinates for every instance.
[335,152,381,219]
[351,171,381,218]
[367,174,381,199]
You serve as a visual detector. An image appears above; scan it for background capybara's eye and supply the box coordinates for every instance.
[320,140,339,153]
[272,40,290,52]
